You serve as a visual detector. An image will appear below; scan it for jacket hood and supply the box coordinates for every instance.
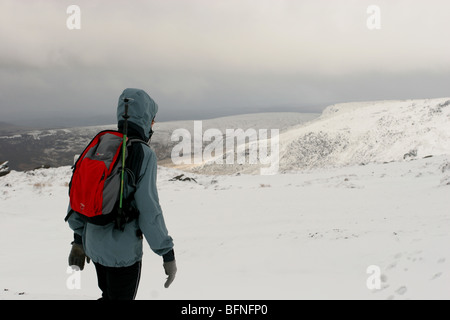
[117,88,158,141]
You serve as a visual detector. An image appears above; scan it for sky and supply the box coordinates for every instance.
[0,0,449,127]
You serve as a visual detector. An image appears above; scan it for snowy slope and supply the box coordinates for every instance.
[187,98,450,174]
[151,112,318,166]
[280,98,450,170]
[1,155,450,300]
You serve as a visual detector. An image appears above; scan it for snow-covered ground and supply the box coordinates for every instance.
[0,155,449,300]
[1,98,449,300]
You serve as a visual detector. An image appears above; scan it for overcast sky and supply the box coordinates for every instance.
[1,0,449,127]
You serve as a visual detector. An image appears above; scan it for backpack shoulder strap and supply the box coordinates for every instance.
[125,138,150,187]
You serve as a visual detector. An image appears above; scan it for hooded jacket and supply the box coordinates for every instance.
[67,88,174,267]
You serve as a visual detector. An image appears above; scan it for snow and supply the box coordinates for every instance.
[0,98,449,300]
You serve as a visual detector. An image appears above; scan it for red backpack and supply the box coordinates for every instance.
[66,130,146,228]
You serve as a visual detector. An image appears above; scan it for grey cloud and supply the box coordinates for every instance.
[1,0,449,127]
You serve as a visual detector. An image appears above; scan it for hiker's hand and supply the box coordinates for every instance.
[163,260,177,288]
[68,243,90,271]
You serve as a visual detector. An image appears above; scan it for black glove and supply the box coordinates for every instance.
[163,260,177,288]
[68,243,90,271]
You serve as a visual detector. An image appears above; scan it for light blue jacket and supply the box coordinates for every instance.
[67,88,174,267]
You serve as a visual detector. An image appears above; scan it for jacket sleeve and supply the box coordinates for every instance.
[67,205,85,244]
[135,148,174,257]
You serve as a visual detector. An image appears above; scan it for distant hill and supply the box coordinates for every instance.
[188,98,450,174]
[0,122,32,135]
[0,113,318,171]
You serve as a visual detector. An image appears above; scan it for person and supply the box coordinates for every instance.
[66,88,176,300]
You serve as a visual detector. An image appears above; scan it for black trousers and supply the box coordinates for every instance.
[94,261,142,300]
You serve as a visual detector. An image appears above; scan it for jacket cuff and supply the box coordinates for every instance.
[72,233,83,245]
[163,249,175,262]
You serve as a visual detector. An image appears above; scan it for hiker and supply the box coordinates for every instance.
[66,88,176,300]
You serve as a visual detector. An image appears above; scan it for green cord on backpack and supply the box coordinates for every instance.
[117,98,132,230]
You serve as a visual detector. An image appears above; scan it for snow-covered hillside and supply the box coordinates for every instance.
[280,98,450,170]
[0,155,449,300]
[187,98,450,175]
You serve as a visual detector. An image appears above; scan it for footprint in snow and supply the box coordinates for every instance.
[431,272,442,280]
[386,262,397,270]
[395,286,407,295]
